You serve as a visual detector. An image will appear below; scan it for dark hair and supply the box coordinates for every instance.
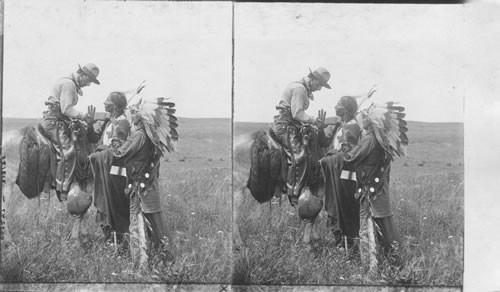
[337,96,358,115]
[108,92,127,115]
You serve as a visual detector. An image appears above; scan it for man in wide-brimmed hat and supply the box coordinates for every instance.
[271,67,332,206]
[39,63,101,201]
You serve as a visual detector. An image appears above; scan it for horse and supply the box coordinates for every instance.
[2,119,96,253]
[233,123,336,249]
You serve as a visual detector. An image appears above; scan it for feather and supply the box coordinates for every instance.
[400,132,409,144]
[158,101,175,108]
[398,119,407,128]
[387,105,405,112]
[395,112,406,119]
[363,100,409,158]
[129,96,179,156]
[171,130,179,140]
[169,121,179,129]
[167,114,178,123]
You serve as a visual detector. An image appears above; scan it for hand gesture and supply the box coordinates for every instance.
[86,105,96,124]
[316,109,327,129]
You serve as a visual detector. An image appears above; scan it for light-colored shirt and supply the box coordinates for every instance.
[333,119,359,150]
[278,79,315,123]
[47,73,85,119]
[102,115,130,147]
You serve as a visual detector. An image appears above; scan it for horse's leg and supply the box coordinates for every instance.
[68,184,81,240]
[70,211,91,241]
[67,183,94,241]
[79,210,90,238]
[70,216,81,240]
[312,215,323,241]
[311,185,326,241]
[303,215,324,244]
[78,184,94,239]
[303,220,313,244]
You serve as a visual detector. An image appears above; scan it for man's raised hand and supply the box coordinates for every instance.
[316,109,327,129]
[86,105,96,124]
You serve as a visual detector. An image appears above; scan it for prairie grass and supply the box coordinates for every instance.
[1,118,232,284]
[232,121,463,286]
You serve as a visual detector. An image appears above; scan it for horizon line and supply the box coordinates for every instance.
[1,116,231,120]
[2,116,463,124]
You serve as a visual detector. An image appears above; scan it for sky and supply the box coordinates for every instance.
[234,4,469,123]
[2,0,232,119]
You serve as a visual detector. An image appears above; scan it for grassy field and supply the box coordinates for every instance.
[1,117,464,287]
[233,121,464,286]
[1,117,232,284]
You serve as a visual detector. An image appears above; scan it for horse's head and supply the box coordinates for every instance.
[68,120,94,187]
[300,124,317,147]
[69,120,87,142]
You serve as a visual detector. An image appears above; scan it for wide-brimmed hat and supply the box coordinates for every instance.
[78,63,100,85]
[308,67,331,89]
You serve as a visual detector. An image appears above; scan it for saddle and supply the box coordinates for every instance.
[269,124,323,190]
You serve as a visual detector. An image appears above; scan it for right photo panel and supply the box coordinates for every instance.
[232,3,464,287]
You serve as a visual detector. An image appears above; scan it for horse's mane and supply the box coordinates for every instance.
[72,122,94,189]
[233,133,255,166]
[246,130,280,203]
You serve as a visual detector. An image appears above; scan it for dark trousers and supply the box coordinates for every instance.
[144,212,174,251]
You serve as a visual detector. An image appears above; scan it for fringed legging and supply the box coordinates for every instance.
[359,197,402,274]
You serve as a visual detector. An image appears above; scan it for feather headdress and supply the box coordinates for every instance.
[358,102,408,160]
[129,97,179,156]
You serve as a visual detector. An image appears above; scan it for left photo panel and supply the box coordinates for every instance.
[1,1,232,284]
